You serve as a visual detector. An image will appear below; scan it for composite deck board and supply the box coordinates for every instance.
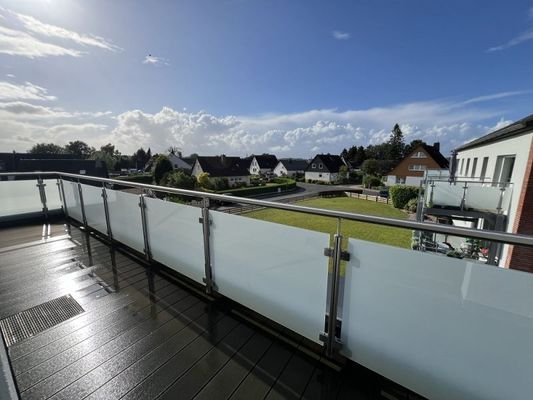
[0,222,388,400]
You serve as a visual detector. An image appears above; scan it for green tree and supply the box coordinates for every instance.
[28,143,65,154]
[361,159,380,176]
[64,141,94,158]
[388,123,405,163]
[404,139,426,157]
[162,170,196,190]
[153,155,173,184]
[338,165,349,183]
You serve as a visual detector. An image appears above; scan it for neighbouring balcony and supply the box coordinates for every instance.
[1,172,533,400]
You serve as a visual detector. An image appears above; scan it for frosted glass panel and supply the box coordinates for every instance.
[107,189,144,253]
[465,186,502,211]
[0,180,42,217]
[145,197,204,283]
[342,238,533,400]
[44,179,62,212]
[80,184,107,234]
[429,183,464,207]
[501,186,513,214]
[210,210,329,344]
[62,180,83,222]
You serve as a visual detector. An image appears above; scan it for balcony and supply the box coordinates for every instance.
[1,172,533,400]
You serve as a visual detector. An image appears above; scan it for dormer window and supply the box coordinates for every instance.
[412,151,427,158]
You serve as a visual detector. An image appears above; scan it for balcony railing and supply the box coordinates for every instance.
[424,179,513,214]
[2,171,533,400]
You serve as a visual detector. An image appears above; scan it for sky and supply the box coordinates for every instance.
[0,0,533,158]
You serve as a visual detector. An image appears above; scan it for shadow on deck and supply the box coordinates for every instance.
[0,221,415,400]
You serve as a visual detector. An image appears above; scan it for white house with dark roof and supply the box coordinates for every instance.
[192,155,250,187]
[305,154,347,183]
[248,154,278,176]
[273,159,308,177]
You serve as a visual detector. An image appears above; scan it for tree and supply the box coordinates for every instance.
[361,159,380,176]
[388,123,405,163]
[197,172,211,188]
[153,155,173,184]
[162,170,196,190]
[132,147,149,170]
[100,143,119,157]
[167,146,181,155]
[338,165,349,183]
[28,143,65,154]
[64,141,94,158]
[404,139,426,157]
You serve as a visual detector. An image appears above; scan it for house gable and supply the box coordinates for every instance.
[388,144,449,177]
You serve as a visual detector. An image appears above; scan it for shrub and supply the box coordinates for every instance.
[389,185,419,209]
[153,155,173,184]
[116,174,153,184]
[363,175,382,188]
[161,170,196,190]
[218,179,296,197]
[212,177,230,191]
[405,197,418,213]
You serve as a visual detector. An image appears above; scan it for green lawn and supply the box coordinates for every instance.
[245,197,412,248]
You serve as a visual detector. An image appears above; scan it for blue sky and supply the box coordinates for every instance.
[1,0,533,157]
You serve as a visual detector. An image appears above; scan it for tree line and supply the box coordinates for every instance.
[341,124,427,177]
[28,141,152,171]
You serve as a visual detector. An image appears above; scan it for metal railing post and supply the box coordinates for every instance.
[58,179,69,218]
[36,176,48,219]
[320,218,348,357]
[138,193,151,261]
[496,187,505,214]
[200,197,215,295]
[77,180,87,227]
[102,184,113,240]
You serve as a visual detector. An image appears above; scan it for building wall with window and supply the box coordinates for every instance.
[455,131,533,270]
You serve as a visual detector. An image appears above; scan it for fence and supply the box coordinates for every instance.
[2,171,533,400]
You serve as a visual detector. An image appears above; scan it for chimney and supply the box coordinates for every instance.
[433,142,440,153]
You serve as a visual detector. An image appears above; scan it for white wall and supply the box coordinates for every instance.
[405,176,422,186]
[386,175,396,185]
[274,163,286,176]
[456,131,533,266]
[456,132,533,233]
[305,171,337,182]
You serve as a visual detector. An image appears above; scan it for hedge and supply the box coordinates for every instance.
[218,180,296,197]
[389,185,419,209]
[116,174,153,184]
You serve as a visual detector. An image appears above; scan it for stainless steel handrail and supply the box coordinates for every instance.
[1,171,533,247]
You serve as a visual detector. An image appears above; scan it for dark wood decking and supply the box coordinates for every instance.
[0,222,382,400]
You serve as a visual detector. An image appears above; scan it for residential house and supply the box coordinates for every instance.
[168,152,194,172]
[0,152,108,178]
[192,155,250,187]
[453,114,533,272]
[273,158,308,177]
[386,143,449,186]
[305,154,347,183]
[248,154,278,176]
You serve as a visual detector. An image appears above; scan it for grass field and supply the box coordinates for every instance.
[245,197,412,248]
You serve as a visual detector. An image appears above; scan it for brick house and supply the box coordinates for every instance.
[454,114,533,272]
[386,143,449,186]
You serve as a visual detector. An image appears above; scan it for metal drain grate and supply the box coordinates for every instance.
[0,295,84,346]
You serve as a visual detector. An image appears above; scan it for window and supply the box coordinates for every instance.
[465,159,470,176]
[493,155,515,185]
[395,176,406,184]
[408,164,427,171]
[0,161,5,171]
[480,157,489,181]
[318,164,323,169]
[312,163,316,168]
[460,158,464,175]
[412,151,427,158]
[471,157,478,178]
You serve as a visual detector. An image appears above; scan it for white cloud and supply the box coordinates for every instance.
[461,91,529,105]
[332,30,350,40]
[488,7,533,51]
[142,55,169,66]
[0,7,120,58]
[6,73,15,78]
[0,81,56,101]
[0,25,83,58]
[10,11,121,52]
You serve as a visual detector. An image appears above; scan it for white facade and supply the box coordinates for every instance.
[305,171,338,183]
[191,161,250,187]
[249,157,274,176]
[455,131,533,266]
[274,161,304,177]
[455,131,533,234]
[386,175,423,186]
